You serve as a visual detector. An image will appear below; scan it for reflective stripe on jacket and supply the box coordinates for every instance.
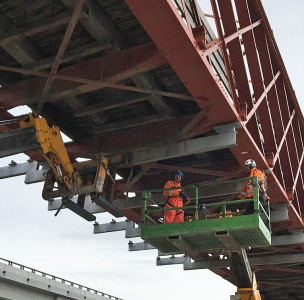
[239,167,268,199]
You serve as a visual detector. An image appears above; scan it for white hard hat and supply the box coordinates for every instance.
[244,159,256,169]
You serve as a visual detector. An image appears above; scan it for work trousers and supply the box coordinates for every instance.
[164,199,184,223]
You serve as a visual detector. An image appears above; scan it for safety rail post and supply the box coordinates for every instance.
[195,185,199,220]
[141,191,148,224]
[253,176,259,211]
[221,203,226,218]
[267,200,271,232]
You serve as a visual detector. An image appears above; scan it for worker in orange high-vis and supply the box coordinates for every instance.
[163,170,190,223]
[238,159,269,215]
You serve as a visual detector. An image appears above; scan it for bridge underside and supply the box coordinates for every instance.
[0,0,303,297]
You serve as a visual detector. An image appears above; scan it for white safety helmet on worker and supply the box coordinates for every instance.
[244,159,256,169]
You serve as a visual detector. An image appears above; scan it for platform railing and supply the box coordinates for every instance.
[0,257,123,300]
[141,176,271,232]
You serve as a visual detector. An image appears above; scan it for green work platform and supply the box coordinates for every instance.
[141,176,271,254]
[141,213,271,254]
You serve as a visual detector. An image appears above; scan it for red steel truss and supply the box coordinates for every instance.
[125,0,304,228]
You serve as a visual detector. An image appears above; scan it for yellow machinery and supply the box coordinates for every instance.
[237,273,261,300]
[8,113,108,201]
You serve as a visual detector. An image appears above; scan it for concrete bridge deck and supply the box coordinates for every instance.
[0,258,122,300]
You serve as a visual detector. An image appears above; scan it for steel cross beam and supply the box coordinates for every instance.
[272,109,296,167]
[36,0,87,114]
[146,163,231,177]
[203,19,262,56]
[0,65,93,84]
[0,43,165,109]
[244,71,281,124]
[0,65,193,103]
[292,150,304,193]
[0,11,87,46]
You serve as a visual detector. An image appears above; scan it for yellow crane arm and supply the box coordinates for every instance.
[20,113,107,199]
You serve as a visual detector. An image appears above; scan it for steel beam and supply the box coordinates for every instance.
[0,161,38,180]
[270,208,289,223]
[93,220,140,238]
[91,195,123,218]
[184,254,304,270]
[167,235,199,257]
[215,232,241,252]
[109,126,238,167]
[272,233,304,246]
[62,198,96,222]
[0,127,40,158]
[156,255,188,266]
[128,241,154,251]
[184,256,230,270]
[148,163,232,177]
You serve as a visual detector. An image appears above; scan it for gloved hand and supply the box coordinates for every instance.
[179,190,189,202]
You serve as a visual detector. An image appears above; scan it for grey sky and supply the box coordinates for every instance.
[0,1,303,299]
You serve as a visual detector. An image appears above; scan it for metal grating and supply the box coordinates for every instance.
[183,232,225,250]
[142,214,271,253]
[146,237,179,254]
[230,228,269,247]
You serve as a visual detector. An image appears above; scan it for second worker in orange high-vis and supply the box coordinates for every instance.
[238,159,270,215]
[163,170,190,223]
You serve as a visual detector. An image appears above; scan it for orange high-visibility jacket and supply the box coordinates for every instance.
[163,180,182,205]
[239,167,268,199]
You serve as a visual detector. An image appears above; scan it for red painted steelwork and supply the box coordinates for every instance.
[0,43,166,109]
[125,0,304,228]
[210,0,239,112]
[203,20,262,57]
[245,71,281,123]
[36,0,87,114]
[272,110,296,167]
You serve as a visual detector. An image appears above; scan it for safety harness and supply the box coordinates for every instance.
[165,180,184,215]
[165,198,183,215]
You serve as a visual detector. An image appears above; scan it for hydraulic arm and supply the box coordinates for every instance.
[0,113,108,200]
